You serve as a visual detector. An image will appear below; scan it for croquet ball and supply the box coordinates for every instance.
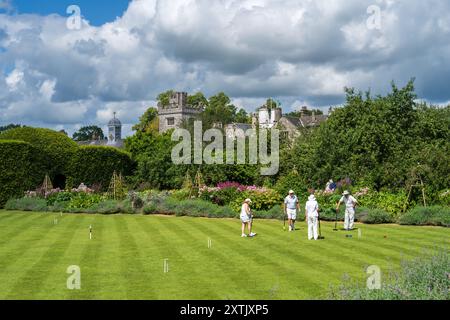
[384,235,387,238]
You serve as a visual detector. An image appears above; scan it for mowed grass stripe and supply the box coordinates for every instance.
[126,216,169,299]
[191,218,328,299]
[4,215,85,299]
[180,217,290,299]
[0,211,24,223]
[158,217,233,299]
[0,213,62,271]
[31,214,98,300]
[178,217,259,299]
[114,215,157,300]
[135,216,200,299]
[344,224,448,257]
[213,219,365,297]
[92,215,127,299]
[249,221,374,287]
[0,213,49,247]
[255,221,439,277]
[147,216,221,299]
[57,214,103,300]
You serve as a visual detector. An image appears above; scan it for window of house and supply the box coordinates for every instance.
[167,118,175,126]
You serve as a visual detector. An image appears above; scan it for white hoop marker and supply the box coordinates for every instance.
[163,259,169,273]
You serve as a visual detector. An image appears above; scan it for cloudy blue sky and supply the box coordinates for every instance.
[1,0,449,137]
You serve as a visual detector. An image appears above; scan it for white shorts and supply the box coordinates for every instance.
[286,209,297,220]
[240,215,251,223]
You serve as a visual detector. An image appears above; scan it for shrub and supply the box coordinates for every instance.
[398,206,450,227]
[356,190,407,216]
[437,190,450,206]
[46,191,74,206]
[0,140,47,207]
[319,207,345,222]
[87,200,123,214]
[5,197,48,212]
[170,188,192,201]
[143,197,236,218]
[67,193,103,209]
[328,251,449,300]
[0,127,78,179]
[253,205,284,220]
[356,207,394,224]
[230,189,282,212]
[67,146,135,191]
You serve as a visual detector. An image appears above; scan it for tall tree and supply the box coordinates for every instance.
[0,124,21,133]
[132,107,158,133]
[235,108,251,124]
[157,90,174,107]
[187,92,208,110]
[201,92,237,127]
[72,126,105,141]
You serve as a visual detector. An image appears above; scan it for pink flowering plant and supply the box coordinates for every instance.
[199,182,275,207]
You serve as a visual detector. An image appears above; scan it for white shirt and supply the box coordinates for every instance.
[240,203,251,218]
[305,200,319,218]
[284,195,298,210]
[339,195,357,208]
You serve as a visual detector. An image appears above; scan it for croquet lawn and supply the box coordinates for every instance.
[0,210,448,300]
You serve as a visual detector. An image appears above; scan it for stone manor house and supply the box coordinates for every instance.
[157,91,328,140]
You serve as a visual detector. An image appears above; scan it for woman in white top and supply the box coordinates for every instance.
[240,198,257,238]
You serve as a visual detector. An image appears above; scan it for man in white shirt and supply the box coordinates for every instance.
[336,190,358,231]
[305,194,320,240]
[284,190,300,232]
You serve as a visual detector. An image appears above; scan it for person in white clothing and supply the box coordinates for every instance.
[240,198,256,238]
[284,190,300,232]
[336,190,358,231]
[305,194,320,240]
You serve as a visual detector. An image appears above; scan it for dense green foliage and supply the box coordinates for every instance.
[280,80,450,195]
[0,127,78,179]
[72,125,105,141]
[132,107,159,133]
[0,140,46,207]
[67,146,135,190]
[329,251,449,300]
[0,124,21,133]
[398,206,450,227]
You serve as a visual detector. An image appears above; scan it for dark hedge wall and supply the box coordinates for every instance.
[0,140,47,207]
[68,146,135,190]
[0,127,78,178]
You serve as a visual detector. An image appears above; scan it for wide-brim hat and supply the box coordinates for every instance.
[245,198,252,203]
[343,190,350,196]
[289,190,295,194]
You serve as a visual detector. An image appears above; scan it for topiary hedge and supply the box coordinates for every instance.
[0,127,78,179]
[67,146,135,191]
[0,140,47,207]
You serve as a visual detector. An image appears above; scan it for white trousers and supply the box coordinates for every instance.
[344,208,355,230]
[307,216,318,240]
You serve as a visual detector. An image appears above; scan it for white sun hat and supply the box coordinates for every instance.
[245,198,252,203]
[289,190,295,194]
[343,190,350,196]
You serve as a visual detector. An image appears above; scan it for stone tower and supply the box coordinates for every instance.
[158,92,202,133]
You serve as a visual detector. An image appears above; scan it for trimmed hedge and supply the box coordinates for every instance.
[0,140,46,207]
[398,206,450,227]
[356,207,395,224]
[0,127,78,178]
[67,146,135,191]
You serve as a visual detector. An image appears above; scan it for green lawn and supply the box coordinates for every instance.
[0,210,448,300]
